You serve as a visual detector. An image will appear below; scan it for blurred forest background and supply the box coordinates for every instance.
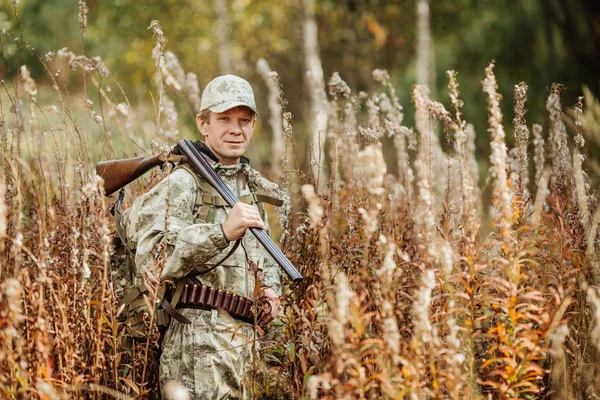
[1,0,599,182]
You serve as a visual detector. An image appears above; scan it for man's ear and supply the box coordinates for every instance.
[196,114,207,137]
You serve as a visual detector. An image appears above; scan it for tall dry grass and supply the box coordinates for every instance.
[1,10,599,400]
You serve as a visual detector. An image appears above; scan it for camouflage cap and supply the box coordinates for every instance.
[200,75,259,117]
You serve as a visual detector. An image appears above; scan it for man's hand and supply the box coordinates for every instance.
[257,287,282,329]
[222,203,265,241]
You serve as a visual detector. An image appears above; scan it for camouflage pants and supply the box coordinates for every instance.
[159,308,254,400]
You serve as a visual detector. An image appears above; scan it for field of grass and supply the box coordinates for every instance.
[1,17,600,400]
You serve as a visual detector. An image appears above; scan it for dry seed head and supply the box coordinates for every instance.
[377,238,397,281]
[438,240,455,277]
[185,72,201,113]
[532,124,545,185]
[307,375,332,399]
[574,149,590,226]
[586,286,600,352]
[159,94,179,138]
[447,71,465,128]
[588,204,600,259]
[531,168,551,226]
[411,84,429,140]
[550,324,569,356]
[357,144,387,195]
[328,72,351,99]
[164,51,185,88]
[483,62,513,236]
[20,65,38,99]
[513,82,530,196]
[162,51,201,112]
[164,380,191,400]
[372,68,390,83]
[301,184,323,229]
[78,0,88,36]
[446,318,464,363]
[466,124,479,177]
[335,272,353,320]
[35,380,66,400]
[329,273,354,346]
[1,278,24,324]
[358,207,379,239]
[382,300,401,363]
[373,68,403,124]
[365,94,382,140]
[393,127,414,202]
[427,100,457,146]
[149,20,167,70]
[55,48,110,76]
[0,180,6,240]
[416,179,436,243]
[574,96,585,148]
[546,83,571,185]
[412,269,436,344]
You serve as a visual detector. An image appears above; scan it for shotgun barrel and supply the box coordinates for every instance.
[176,139,303,283]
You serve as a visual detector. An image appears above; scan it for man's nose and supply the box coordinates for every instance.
[230,121,243,135]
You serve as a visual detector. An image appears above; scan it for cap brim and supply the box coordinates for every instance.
[209,101,259,118]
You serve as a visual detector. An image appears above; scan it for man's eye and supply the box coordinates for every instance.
[219,117,229,121]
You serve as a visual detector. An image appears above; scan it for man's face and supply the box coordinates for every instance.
[197,106,255,165]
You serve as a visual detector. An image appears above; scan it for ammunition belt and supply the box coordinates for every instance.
[170,283,255,324]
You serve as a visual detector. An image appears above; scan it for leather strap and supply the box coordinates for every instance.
[188,238,241,276]
[160,297,192,324]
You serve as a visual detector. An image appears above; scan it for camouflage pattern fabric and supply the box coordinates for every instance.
[200,74,259,117]
[122,161,282,399]
[160,308,254,400]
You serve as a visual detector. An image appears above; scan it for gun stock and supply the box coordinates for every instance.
[96,154,163,196]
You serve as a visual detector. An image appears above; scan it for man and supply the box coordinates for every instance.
[124,75,284,399]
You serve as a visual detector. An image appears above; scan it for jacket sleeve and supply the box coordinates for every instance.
[132,168,231,280]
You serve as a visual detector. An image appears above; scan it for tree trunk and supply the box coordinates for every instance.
[303,0,328,192]
[417,0,434,92]
[257,58,284,179]
[215,0,232,74]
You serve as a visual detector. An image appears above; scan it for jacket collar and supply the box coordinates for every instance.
[193,141,250,165]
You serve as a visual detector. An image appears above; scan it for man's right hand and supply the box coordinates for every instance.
[222,202,265,241]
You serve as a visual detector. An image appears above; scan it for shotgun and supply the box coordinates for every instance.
[175,140,303,282]
[95,142,303,282]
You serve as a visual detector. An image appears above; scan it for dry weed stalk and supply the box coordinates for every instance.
[546,83,572,190]
[483,62,513,241]
[513,82,530,200]
[532,123,545,186]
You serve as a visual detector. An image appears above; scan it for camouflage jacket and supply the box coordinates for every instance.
[122,160,283,301]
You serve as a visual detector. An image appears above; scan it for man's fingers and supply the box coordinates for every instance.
[245,216,265,229]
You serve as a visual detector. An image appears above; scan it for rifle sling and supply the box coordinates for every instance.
[189,238,241,277]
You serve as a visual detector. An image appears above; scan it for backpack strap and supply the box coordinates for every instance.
[255,193,284,207]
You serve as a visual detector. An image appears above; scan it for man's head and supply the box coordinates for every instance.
[196,75,258,165]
